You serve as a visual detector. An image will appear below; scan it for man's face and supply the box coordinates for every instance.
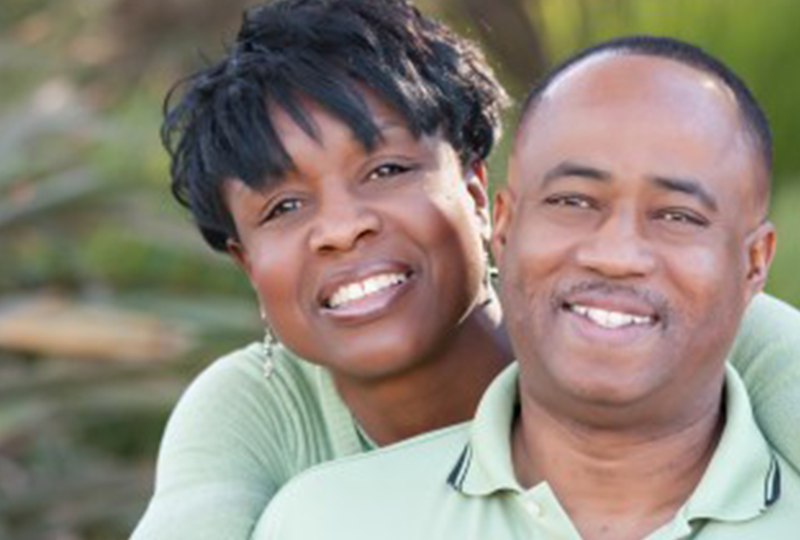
[493,54,774,425]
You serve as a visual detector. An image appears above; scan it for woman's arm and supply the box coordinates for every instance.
[129,344,342,540]
[730,293,800,467]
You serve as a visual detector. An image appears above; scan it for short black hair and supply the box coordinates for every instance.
[519,35,772,176]
[163,0,509,251]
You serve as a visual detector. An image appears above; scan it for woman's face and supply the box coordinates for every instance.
[223,92,490,382]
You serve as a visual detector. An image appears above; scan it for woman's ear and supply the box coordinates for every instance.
[226,237,252,276]
[227,238,269,321]
[464,161,491,241]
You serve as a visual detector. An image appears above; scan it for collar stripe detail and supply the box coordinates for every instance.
[764,455,781,507]
[447,444,472,492]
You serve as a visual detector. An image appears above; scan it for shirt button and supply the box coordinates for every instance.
[525,500,543,518]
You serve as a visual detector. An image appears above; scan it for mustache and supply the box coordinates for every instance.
[552,280,672,322]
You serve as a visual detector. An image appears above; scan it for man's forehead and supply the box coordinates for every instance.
[511,54,749,175]
[506,53,765,212]
[524,54,738,136]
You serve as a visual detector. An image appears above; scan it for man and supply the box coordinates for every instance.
[254,35,798,539]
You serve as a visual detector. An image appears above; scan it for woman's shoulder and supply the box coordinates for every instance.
[732,293,800,472]
[169,342,333,432]
[185,342,317,397]
[131,344,344,540]
[734,293,800,378]
[154,342,357,490]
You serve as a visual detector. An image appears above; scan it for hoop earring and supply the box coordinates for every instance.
[484,251,499,289]
[262,327,277,379]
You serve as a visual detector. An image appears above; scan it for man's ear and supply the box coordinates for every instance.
[491,186,515,265]
[744,221,776,299]
[464,161,491,241]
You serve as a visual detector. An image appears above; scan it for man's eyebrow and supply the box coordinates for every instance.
[542,161,610,187]
[651,175,719,212]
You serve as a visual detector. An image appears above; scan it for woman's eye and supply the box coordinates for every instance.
[544,194,595,209]
[263,198,303,222]
[367,163,412,181]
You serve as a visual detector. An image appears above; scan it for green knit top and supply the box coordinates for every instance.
[130,293,800,540]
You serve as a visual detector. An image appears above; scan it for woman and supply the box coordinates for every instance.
[131,0,800,539]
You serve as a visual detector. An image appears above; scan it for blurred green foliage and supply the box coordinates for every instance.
[1,0,799,539]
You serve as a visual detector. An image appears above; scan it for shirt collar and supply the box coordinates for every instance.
[447,362,522,495]
[679,364,780,522]
[448,362,781,526]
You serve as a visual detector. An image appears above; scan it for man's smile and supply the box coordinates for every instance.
[549,282,669,345]
[564,303,656,329]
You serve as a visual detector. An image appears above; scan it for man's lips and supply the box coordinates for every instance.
[555,282,668,331]
[563,302,657,329]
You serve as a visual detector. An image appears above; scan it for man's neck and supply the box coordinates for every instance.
[512,393,724,540]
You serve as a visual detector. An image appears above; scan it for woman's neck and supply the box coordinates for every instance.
[333,294,512,446]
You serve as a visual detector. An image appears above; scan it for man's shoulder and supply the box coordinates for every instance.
[285,422,470,493]
[257,423,471,538]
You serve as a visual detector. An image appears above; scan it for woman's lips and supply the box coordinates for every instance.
[317,262,416,324]
[325,272,410,309]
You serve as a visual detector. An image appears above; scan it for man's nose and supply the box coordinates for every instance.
[574,210,657,278]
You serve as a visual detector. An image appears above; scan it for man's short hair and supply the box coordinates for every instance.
[519,35,772,177]
[163,0,509,251]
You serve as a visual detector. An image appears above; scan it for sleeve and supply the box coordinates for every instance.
[129,346,298,540]
[729,293,800,469]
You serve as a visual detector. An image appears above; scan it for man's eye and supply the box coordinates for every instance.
[656,209,709,227]
[367,163,412,181]
[263,198,303,222]
[544,194,594,209]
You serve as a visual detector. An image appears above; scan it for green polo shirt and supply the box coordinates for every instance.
[256,362,798,540]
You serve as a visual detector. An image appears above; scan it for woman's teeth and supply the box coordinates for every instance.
[328,273,408,309]
[569,304,654,329]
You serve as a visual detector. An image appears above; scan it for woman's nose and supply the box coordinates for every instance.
[308,189,382,254]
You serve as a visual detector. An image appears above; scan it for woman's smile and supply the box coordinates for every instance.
[319,261,415,324]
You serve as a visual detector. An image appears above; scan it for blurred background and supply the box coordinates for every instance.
[1,0,798,538]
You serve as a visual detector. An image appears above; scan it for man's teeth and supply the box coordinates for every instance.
[328,273,408,309]
[570,304,654,329]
